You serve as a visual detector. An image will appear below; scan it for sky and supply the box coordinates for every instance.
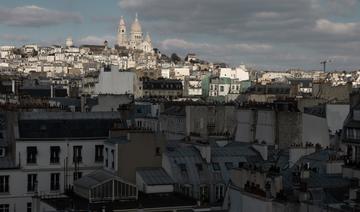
[0,0,360,70]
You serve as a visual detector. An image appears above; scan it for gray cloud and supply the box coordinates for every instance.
[78,35,115,45]
[0,34,29,42]
[118,0,360,70]
[0,5,82,27]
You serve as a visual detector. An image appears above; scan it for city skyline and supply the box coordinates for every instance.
[0,0,360,70]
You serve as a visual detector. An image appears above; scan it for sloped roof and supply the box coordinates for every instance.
[137,167,174,185]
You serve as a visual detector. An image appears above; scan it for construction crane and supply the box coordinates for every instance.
[320,59,332,72]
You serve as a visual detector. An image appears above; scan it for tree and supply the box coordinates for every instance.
[170,53,182,64]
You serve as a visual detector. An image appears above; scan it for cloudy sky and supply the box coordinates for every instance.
[0,0,360,70]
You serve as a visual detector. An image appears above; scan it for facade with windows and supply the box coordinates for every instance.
[162,143,262,205]
[141,78,183,99]
[209,77,245,97]
[0,112,121,212]
[343,107,360,167]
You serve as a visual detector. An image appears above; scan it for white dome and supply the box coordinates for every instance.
[66,37,73,47]
[131,14,142,33]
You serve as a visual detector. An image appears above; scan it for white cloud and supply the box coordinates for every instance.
[314,19,359,35]
[78,35,115,45]
[0,5,82,27]
[159,38,272,54]
[118,0,147,8]
[254,12,281,19]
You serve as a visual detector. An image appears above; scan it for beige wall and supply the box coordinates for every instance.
[186,105,236,137]
[113,131,166,183]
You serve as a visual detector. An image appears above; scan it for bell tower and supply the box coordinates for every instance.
[117,16,128,47]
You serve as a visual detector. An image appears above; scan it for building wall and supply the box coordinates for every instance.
[235,110,305,148]
[0,169,32,212]
[115,132,166,183]
[226,188,274,212]
[186,105,236,137]
[312,83,351,103]
[91,95,133,112]
[160,115,186,140]
[302,113,330,147]
[278,112,303,149]
[16,139,104,171]
[326,104,350,134]
[235,110,253,142]
[95,67,138,96]
[255,111,276,145]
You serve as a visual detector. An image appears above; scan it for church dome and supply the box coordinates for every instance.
[131,14,142,33]
[66,36,73,47]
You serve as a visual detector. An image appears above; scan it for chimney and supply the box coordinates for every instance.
[11,80,16,94]
[50,84,54,98]
[252,143,268,160]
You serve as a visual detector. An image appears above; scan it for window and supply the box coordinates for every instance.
[200,185,209,203]
[73,146,82,163]
[0,148,5,158]
[50,146,60,164]
[111,149,115,169]
[95,145,104,162]
[355,146,360,163]
[105,148,108,167]
[181,184,193,196]
[137,121,142,128]
[27,202,32,212]
[215,184,225,201]
[220,86,224,92]
[225,162,233,170]
[27,146,37,164]
[73,172,82,181]
[196,163,203,172]
[179,164,187,172]
[0,204,9,212]
[50,173,60,191]
[27,174,37,192]
[0,176,9,193]
[212,162,220,171]
[238,162,244,168]
[155,147,161,156]
[347,128,356,139]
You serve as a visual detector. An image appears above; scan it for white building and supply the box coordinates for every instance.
[94,65,140,97]
[116,14,153,53]
[219,65,249,81]
[0,112,121,212]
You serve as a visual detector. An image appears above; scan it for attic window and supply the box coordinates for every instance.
[212,162,220,171]
[40,125,47,131]
[179,163,187,172]
[0,147,5,157]
[225,162,233,170]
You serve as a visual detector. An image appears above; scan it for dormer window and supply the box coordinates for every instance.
[0,148,5,158]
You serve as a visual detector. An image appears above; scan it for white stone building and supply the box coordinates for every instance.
[117,14,153,53]
[0,112,121,212]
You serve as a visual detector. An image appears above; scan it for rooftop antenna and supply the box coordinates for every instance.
[320,59,332,72]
